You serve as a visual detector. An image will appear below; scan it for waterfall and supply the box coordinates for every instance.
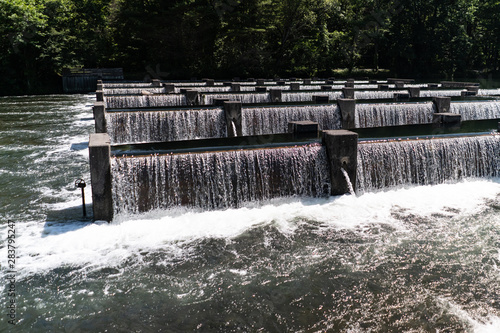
[281,92,342,102]
[341,167,355,195]
[106,109,227,144]
[354,90,409,99]
[103,88,166,95]
[202,93,269,105]
[105,95,187,108]
[111,144,331,214]
[356,134,500,192]
[241,105,341,136]
[419,90,463,98]
[355,102,434,128]
[450,101,500,121]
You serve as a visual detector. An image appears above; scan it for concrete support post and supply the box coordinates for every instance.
[394,81,405,88]
[433,97,451,113]
[213,98,230,106]
[277,80,286,86]
[337,99,356,129]
[152,79,161,87]
[313,95,329,103]
[428,83,439,89]
[223,101,242,137]
[288,121,319,138]
[290,82,300,90]
[321,85,333,90]
[96,90,104,102]
[205,79,215,86]
[394,93,410,102]
[231,83,241,92]
[89,133,113,222]
[256,79,265,86]
[163,83,175,93]
[322,130,359,196]
[256,86,267,92]
[93,102,107,133]
[408,87,421,98]
[269,89,282,103]
[185,90,199,106]
[344,81,355,88]
[96,83,103,91]
[303,78,312,85]
[342,87,355,99]
[433,113,462,126]
[378,84,389,90]
[461,90,477,98]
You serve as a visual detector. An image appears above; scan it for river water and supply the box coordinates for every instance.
[0,94,499,332]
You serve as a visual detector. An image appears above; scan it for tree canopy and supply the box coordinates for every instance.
[0,0,499,95]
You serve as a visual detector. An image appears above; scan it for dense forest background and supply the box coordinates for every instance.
[1,0,500,95]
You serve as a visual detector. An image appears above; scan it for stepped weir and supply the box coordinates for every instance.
[89,78,500,221]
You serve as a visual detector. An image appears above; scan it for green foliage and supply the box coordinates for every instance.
[0,0,498,95]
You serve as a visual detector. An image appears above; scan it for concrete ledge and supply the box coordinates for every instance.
[433,113,461,125]
[93,102,106,133]
[288,121,319,137]
[433,96,451,113]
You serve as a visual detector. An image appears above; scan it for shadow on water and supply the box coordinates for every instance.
[43,203,94,237]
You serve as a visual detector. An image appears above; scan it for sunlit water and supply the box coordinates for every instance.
[0,95,499,332]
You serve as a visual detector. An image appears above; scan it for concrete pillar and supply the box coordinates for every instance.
[428,83,439,89]
[152,79,161,87]
[408,87,420,98]
[223,101,242,137]
[344,81,355,88]
[277,80,286,86]
[231,83,241,92]
[89,133,113,222]
[204,79,215,86]
[96,90,104,102]
[96,83,103,91]
[290,82,301,90]
[322,130,359,196]
[342,87,355,99]
[337,99,356,129]
[433,97,451,113]
[163,83,175,93]
[466,86,479,93]
[313,95,329,103]
[378,84,389,90]
[185,90,199,106]
[394,93,410,102]
[256,79,266,86]
[433,113,461,126]
[369,80,378,84]
[303,78,312,85]
[498,121,500,132]
[256,86,267,92]
[247,78,255,82]
[394,81,405,88]
[321,85,333,90]
[269,89,282,103]
[325,79,334,85]
[93,102,107,133]
[288,121,319,138]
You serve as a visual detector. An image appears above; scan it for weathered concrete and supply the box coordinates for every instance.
[313,95,329,103]
[378,84,389,90]
[89,133,113,222]
[93,102,107,133]
[277,80,286,86]
[344,81,355,88]
[461,90,477,98]
[466,86,479,93]
[394,81,405,88]
[288,121,319,138]
[223,101,242,137]
[163,83,175,93]
[408,87,421,98]
[433,96,451,113]
[369,80,378,84]
[322,130,359,196]
[441,81,479,88]
[256,86,267,92]
[231,83,241,92]
[185,90,199,106]
[152,79,161,87]
[256,79,265,86]
[96,90,104,102]
[337,99,356,129]
[321,85,333,90]
[394,93,410,102]
[205,79,215,86]
[428,83,439,89]
[303,78,312,85]
[342,87,355,99]
[290,82,301,90]
[269,89,282,103]
[433,113,462,125]
[388,78,415,83]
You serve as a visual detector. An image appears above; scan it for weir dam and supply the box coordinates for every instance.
[88,78,500,221]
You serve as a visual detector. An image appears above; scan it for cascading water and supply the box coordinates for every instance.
[105,95,187,108]
[103,88,166,95]
[241,105,342,136]
[356,134,500,192]
[202,93,269,105]
[111,144,331,214]
[450,101,500,121]
[341,167,355,195]
[281,91,343,102]
[355,102,435,128]
[106,109,227,144]
[354,90,409,99]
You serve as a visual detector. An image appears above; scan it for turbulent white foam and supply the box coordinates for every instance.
[437,298,500,333]
[1,179,498,279]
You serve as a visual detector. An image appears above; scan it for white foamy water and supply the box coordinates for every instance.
[2,179,498,280]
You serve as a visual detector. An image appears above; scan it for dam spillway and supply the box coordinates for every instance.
[90,78,500,221]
